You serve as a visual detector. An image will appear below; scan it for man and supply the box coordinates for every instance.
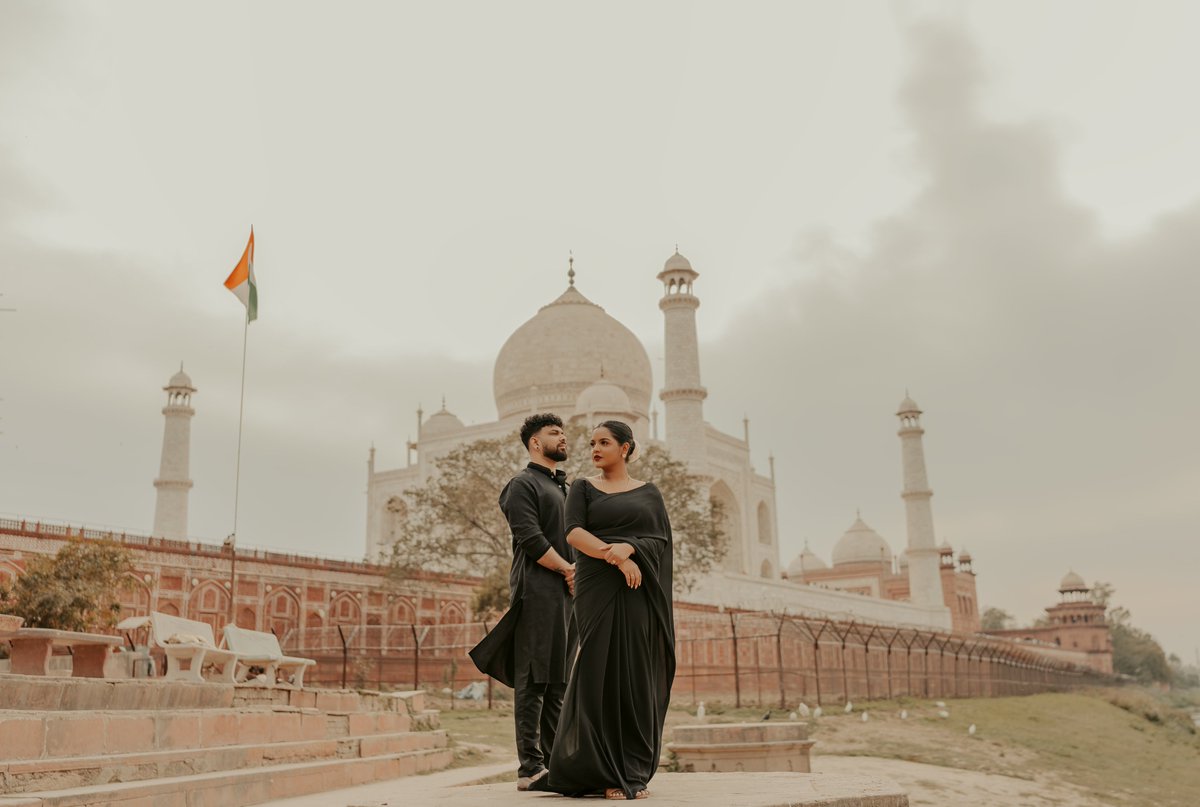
[500,413,575,792]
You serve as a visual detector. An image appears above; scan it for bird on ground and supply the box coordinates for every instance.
[797,703,810,718]
[844,701,854,713]
[696,702,706,722]
[761,710,773,721]
[935,701,946,708]
[938,710,950,719]
[789,711,798,721]
[812,706,823,719]
[900,709,908,720]
[861,711,869,722]
[968,724,977,736]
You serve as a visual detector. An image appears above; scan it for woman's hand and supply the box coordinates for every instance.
[601,542,635,566]
[617,558,642,589]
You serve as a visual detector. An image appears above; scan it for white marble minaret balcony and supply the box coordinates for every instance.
[897,394,944,609]
[153,366,196,540]
[658,250,707,469]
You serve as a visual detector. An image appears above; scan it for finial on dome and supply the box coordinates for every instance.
[599,362,605,380]
[441,394,447,410]
[568,251,575,287]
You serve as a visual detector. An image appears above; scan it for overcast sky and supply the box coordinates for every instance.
[1,1,1196,659]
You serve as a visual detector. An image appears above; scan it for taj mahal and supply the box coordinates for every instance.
[364,251,976,633]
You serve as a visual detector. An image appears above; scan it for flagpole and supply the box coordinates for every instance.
[228,311,249,625]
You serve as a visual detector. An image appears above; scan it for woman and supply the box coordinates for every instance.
[548,420,675,801]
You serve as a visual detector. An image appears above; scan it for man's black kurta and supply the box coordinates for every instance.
[499,462,573,683]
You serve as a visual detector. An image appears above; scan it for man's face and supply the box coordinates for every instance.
[532,425,568,463]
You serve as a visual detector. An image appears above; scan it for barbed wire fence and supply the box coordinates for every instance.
[283,611,1108,705]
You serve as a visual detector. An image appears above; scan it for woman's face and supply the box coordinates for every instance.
[590,426,626,470]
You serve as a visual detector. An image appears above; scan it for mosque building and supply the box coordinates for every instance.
[982,572,1113,674]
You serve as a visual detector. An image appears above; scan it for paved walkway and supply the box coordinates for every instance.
[257,761,908,807]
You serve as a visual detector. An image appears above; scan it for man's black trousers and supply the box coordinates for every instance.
[514,665,566,778]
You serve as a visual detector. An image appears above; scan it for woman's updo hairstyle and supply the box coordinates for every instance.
[597,420,638,463]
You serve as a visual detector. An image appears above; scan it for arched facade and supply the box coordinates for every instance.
[267,588,301,643]
[188,582,230,633]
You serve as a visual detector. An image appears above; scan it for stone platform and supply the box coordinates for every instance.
[259,769,908,807]
[0,675,452,806]
[668,721,814,773]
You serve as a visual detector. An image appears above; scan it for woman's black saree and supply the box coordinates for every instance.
[548,479,675,800]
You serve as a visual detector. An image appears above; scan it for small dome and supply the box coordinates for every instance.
[897,395,921,415]
[958,549,973,562]
[832,517,893,566]
[663,250,694,273]
[575,378,632,415]
[1059,570,1088,592]
[423,406,464,435]
[786,546,828,578]
[166,368,194,390]
[939,541,953,553]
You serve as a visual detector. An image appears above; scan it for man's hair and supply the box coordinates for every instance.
[520,413,564,448]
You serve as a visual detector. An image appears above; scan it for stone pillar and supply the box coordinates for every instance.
[897,395,944,610]
[153,367,196,540]
[658,250,707,470]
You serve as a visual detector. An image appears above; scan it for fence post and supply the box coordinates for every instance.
[337,625,349,689]
[411,623,421,690]
[776,614,787,709]
[482,620,494,710]
[728,611,742,709]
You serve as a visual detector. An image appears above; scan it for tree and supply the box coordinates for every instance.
[979,606,1015,631]
[1091,581,1171,685]
[0,539,136,632]
[388,425,726,603]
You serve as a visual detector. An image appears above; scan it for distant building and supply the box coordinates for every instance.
[983,571,1113,674]
[783,517,981,634]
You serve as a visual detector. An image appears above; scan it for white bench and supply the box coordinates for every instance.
[150,612,239,683]
[222,625,315,689]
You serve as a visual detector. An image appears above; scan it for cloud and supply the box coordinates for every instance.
[701,20,1199,655]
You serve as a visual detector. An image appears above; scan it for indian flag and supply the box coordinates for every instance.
[223,229,257,322]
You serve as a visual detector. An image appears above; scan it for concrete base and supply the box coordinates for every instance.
[422,772,907,806]
[668,721,814,773]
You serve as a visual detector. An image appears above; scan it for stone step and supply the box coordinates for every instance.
[0,707,416,762]
[0,747,455,806]
[231,687,424,716]
[0,731,448,794]
[0,675,233,712]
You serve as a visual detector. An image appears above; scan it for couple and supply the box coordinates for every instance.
[471,413,675,801]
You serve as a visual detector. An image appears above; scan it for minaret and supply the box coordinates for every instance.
[658,249,707,468]
[897,394,944,609]
[152,366,196,540]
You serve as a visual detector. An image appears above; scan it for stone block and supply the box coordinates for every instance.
[106,714,156,754]
[198,711,240,747]
[0,714,45,759]
[45,713,106,757]
[236,710,274,744]
[347,712,377,736]
[155,712,201,750]
[299,710,328,741]
[269,711,302,743]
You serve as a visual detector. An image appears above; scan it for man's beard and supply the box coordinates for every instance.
[544,447,568,463]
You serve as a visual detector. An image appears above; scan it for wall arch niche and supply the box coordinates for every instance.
[710,480,742,574]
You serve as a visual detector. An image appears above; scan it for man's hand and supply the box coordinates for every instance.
[560,563,576,596]
[617,558,642,589]
[601,542,635,566]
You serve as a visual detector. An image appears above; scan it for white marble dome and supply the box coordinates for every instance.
[167,368,194,390]
[423,406,464,435]
[831,517,893,566]
[897,394,921,415]
[575,377,633,416]
[1059,570,1088,592]
[493,286,652,421]
[786,546,828,578]
[663,250,694,273]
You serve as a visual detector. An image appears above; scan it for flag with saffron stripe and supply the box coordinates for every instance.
[223,229,257,322]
